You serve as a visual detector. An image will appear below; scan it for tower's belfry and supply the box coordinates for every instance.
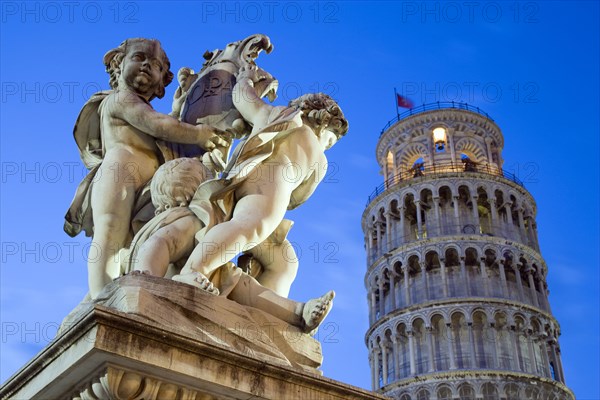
[362,103,574,400]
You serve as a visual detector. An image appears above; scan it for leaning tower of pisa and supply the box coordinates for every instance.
[362,103,574,400]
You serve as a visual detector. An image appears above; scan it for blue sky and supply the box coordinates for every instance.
[1,1,598,398]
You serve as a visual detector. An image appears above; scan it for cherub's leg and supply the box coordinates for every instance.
[228,274,334,334]
[182,192,289,277]
[132,215,202,277]
[249,239,298,297]
[89,169,137,298]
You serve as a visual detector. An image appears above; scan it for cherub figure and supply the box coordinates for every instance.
[173,66,349,294]
[124,158,334,334]
[64,38,228,299]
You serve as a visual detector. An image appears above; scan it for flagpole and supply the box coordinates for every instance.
[394,87,399,119]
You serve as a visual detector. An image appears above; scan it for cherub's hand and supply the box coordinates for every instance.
[171,68,196,118]
[195,125,231,151]
[177,67,195,88]
[202,149,227,173]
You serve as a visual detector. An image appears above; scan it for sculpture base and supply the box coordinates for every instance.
[0,274,385,400]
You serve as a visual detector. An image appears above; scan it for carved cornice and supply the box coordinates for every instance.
[70,366,206,400]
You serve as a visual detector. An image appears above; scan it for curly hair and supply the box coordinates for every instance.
[288,93,349,138]
[103,38,174,100]
[151,158,211,214]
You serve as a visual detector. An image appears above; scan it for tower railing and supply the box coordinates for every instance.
[380,101,494,135]
[366,161,524,205]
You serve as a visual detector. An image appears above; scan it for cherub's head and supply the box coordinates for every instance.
[151,158,211,214]
[103,38,174,100]
[288,93,349,149]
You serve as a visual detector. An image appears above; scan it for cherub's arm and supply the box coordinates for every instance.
[170,67,197,118]
[232,67,273,129]
[112,92,229,150]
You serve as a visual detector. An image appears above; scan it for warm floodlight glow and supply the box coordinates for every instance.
[433,127,447,150]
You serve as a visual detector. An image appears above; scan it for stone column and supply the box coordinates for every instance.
[432,196,442,236]
[394,272,403,308]
[514,265,525,302]
[390,273,397,310]
[471,195,480,233]
[440,259,449,298]
[403,265,411,306]
[427,136,435,164]
[498,260,508,298]
[399,206,406,245]
[426,326,435,372]
[378,279,385,316]
[381,341,389,386]
[415,200,423,238]
[370,290,377,324]
[532,222,540,250]
[366,229,372,261]
[467,322,477,368]
[550,341,561,380]
[452,195,461,233]
[448,129,457,162]
[541,281,551,312]
[527,270,540,308]
[420,261,429,300]
[539,335,551,378]
[484,137,494,165]
[385,212,393,252]
[389,214,397,248]
[479,259,489,296]
[526,329,536,373]
[524,221,533,249]
[446,321,457,370]
[510,326,521,371]
[526,216,535,247]
[407,330,416,375]
[373,348,381,388]
[376,223,383,257]
[489,198,499,235]
[392,335,401,381]
[517,208,527,243]
[460,258,470,297]
[369,352,375,389]
[557,346,566,382]
[505,202,515,237]
[489,322,500,369]
[551,341,565,382]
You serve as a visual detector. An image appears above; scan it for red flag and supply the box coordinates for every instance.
[397,94,414,109]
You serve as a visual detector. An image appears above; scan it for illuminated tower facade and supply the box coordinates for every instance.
[362,103,574,400]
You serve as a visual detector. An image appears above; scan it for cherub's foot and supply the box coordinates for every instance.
[172,271,220,295]
[302,290,335,335]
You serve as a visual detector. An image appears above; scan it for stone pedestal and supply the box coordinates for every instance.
[1,274,386,400]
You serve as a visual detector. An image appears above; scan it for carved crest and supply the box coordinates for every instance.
[177,34,277,136]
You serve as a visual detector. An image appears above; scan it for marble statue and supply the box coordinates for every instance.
[64,38,228,299]
[123,157,334,334]
[64,34,347,337]
[172,66,348,295]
